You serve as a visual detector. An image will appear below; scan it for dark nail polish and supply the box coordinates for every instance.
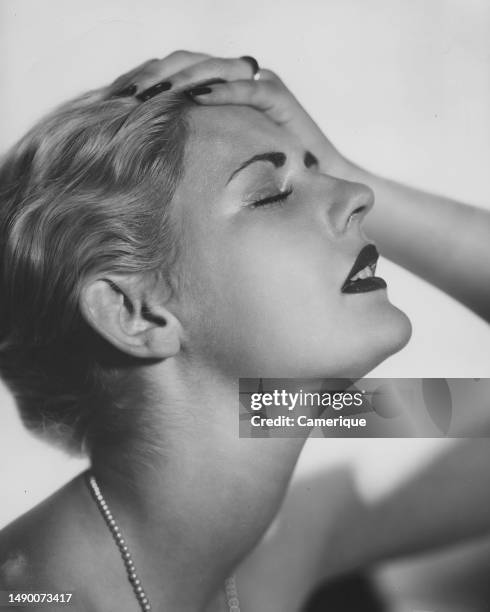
[186,85,212,98]
[136,80,172,102]
[184,79,226,103]
[112,83,138,98]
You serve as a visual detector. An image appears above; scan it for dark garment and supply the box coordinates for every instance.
[303,571,386,612]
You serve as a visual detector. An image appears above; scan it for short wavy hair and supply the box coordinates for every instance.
[0,72,192,456]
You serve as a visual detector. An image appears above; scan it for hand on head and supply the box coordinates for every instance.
[108,50,348,174]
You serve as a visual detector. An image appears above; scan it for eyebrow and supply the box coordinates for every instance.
[226,150,319,184]
[226,152,287,184]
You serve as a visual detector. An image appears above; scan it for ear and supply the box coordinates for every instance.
[79,273,182,360]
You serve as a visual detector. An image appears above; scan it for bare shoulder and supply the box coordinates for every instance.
[0,493,62,588]
[0,472,96,611]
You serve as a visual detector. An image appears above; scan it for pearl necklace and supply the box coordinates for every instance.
[85,470,241,611]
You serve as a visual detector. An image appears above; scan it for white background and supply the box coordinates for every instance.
[1,0,489,608]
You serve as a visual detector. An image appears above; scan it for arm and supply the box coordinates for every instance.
[276,103,490,322]
[322,439,490,578]
[241,439,490,587]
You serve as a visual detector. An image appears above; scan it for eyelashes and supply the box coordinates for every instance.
[243,149,319,210]
[249,185,294,209]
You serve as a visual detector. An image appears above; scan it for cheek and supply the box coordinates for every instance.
[181,221,411,378]
[199,237,350,376]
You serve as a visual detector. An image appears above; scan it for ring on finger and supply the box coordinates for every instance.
[240,55,261,81]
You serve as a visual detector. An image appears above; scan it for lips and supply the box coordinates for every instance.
[341,243,387,294]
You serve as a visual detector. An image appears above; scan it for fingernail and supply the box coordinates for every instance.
[186,85,213,97]
[112,83,138,98]
[184,78,226,103]
[136,80,172,101]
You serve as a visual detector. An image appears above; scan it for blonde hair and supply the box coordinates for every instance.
[0,79,191,455]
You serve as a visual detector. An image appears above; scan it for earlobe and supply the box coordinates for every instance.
[80,276,181,360]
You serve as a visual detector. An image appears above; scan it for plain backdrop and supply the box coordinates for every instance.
[1,0,489,608]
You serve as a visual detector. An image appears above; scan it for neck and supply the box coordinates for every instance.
[90,360,308,611]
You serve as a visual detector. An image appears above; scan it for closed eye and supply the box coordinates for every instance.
[250,186,294,209]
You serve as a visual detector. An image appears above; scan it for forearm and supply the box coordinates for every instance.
[319,440,490,579]
[336,161,490,322]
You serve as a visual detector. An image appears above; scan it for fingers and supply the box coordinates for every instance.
[168,56,256,89]
[131,55,267,100]
[109,50,210,97]
[185,78,299,126]
[109,58,162,97]
[108,52,294,125]
[135,50,211,92]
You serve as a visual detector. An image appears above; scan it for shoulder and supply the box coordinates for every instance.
[0,472,97,610]
[0,525,29,590]
[0,499,55,589]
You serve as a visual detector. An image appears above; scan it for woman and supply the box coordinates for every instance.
[0,51,489,611]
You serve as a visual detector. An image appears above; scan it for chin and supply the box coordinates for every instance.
[395,308,412,344]
[341,306,413,379]
[369,306,412,370]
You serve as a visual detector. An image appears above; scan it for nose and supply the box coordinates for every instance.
[325,178,375,234]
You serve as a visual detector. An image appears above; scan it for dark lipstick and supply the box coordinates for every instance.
[341,244,387,294]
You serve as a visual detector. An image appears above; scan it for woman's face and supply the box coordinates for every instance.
[171,106,411,378]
